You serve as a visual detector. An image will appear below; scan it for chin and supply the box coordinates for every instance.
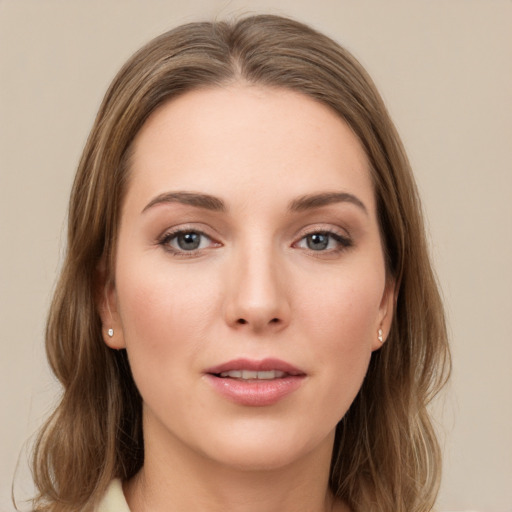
[206,446,306,472]
[196,423,335,472]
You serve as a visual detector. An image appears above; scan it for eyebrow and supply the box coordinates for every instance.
[288,192,368,215]
[141,190,367,215]
[142,191,226,213]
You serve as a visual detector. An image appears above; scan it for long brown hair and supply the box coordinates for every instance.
[31,15,450,512]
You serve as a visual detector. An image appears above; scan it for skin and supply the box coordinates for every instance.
[100,84,394,512]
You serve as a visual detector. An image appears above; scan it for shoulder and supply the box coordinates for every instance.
[96,479,131,512]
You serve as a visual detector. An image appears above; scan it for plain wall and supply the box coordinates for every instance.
[1,1,511,511]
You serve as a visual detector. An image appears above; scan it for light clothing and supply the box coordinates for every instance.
[96,479,479,512]
[96,479,130,512]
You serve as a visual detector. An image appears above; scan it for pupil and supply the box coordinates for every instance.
[178,232,200,250]
[307,233,328,250]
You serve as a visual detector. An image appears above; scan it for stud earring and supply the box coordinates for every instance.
[107,328,114,337]
[378,328,384,343]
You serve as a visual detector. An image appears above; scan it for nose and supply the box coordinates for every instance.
[223,244,291,334]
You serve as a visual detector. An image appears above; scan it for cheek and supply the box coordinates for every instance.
[113,261,221,420]
[296,270,384,388]
[299,273,383,344]
[114,257,217,366]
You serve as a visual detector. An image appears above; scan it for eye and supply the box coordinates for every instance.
[160,229,215,254]
[296,231,352,252]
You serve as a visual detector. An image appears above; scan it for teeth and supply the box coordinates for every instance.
[222,370,242,378]
[219,370,286,380]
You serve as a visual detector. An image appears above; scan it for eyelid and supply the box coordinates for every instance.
[292,225,353,253]
[157,225,221,256]
[294,223,351,241]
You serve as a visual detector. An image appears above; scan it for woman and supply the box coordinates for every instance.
[31,14,450,512]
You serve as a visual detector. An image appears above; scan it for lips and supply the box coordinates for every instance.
[205,358,305,377]
[204,358,306,406]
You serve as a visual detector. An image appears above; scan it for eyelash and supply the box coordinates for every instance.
[158,228,217,257]
[294,230,353,254]
[157,228,352,257]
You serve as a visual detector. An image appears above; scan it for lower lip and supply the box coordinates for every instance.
[205,374,305,406]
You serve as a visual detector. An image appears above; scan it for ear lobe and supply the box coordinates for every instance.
[372,278,397,351]
[95,261,126,350]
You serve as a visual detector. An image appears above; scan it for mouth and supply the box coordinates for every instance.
[204,358,306,406]
[205,358,305,379]
[217,369,288,380]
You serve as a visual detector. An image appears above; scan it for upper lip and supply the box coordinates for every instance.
[205,358,305,376]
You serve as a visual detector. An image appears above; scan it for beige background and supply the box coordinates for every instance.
[1,1,511,511]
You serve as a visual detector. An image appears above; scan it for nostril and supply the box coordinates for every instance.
[233,317,282,327]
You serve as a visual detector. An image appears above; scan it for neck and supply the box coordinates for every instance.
[124,422,347,512]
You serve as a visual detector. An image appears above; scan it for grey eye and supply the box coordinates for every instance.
[306,233,330,251]
[160,229,218,255]
[296,231,351,253]
[175,232,202,251]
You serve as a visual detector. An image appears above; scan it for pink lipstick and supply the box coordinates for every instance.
[204,358,306,407]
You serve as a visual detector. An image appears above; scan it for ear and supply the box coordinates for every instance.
[96,259,126,350]
[371,277,397,351]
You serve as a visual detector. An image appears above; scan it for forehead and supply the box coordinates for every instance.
[126,84,375,214]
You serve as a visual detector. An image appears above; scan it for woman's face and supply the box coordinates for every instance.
[101,85,394,471]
